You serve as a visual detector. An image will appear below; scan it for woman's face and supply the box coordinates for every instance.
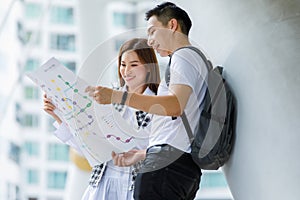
[120,50,148,92]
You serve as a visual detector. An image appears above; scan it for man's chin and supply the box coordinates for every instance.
[157,49,169,57]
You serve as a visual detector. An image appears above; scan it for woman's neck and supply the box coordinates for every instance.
[127,85,147,94]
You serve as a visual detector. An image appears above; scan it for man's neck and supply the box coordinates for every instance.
[170,33,191,53]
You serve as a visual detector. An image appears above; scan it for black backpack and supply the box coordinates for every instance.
[166,46,236,170]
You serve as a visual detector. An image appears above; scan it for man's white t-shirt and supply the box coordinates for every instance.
[149,47,208,153]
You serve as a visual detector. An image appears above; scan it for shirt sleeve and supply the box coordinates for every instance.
[52,121,84,156]
[170,48,207,91]
[53,122,73,142]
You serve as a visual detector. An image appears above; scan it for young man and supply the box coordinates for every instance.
[86,2,208,200]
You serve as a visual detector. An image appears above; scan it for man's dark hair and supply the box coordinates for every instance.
[145,2,192,36]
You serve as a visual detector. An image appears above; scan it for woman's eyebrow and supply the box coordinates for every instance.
[121,60,140,64]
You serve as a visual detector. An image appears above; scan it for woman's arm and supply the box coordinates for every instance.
[43,94,62,124]
[43,93,84,156]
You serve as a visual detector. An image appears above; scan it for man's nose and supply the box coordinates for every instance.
[147,38,154,46]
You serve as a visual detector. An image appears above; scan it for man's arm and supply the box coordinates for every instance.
[86,84,192,116]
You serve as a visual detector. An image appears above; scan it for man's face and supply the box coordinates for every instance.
[147,16,172,57]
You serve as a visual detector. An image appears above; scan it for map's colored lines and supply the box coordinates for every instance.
[106,134,134,143]
[73,114,94,131]
[50,78,73,110]
[60,97,74,115]
[49,74,95,129]
[57,74,93,116]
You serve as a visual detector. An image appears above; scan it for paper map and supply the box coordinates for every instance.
[26,57,147,163]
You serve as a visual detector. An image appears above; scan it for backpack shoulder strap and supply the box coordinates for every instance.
[177,46,213,71]
[181,111,194,143]
[176,46,212,143]
[165,46,212,143]
[165,46,212,86]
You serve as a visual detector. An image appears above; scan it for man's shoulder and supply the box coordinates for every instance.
[173,46,193,54]
[172,46,200,60]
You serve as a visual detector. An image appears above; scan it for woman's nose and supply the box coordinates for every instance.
[124,66,132,75]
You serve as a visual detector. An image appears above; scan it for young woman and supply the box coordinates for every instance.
[43,38,160,200]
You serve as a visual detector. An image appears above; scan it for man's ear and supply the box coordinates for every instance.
[168,18,178,32]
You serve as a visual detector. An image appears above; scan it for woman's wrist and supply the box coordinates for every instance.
[53,115,62,125]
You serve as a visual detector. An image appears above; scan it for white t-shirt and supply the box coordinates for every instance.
[149,47,208,153]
